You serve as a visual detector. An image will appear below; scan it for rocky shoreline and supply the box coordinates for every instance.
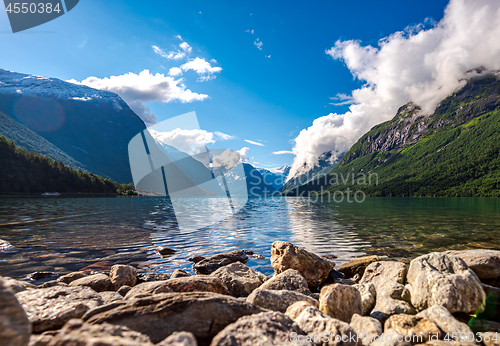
[1,241,499,346]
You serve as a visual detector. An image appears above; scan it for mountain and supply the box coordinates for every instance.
[0,136,132,194]
[0,69,146,183]
[280,151,343,195]
[243,163,278,196]
[256,166,290,190]
[305,73,500,197]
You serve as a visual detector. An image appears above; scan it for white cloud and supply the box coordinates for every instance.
[168,67,183,77]
[180,57,222,82]
[265,55,271,58]
[152,40,193,60]
[272,150,294,155]
[289,0,500,179]
[215,131,235,140]
[254,38,263,50]
[238,147,250,162]
[244,139,265,146]
[246,29,255,34]
[68,70,208,125]
[150,128,214,156]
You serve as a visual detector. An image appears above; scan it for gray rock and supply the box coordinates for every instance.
[369,328,412,346]
[384,314,441,344]
[271,241,335,287]
[99,291,123,304]
[117,285,132,296]
[1,276,36,293]
[246,289,318,313]
[69,273,112,292]
[350,314,382,346]
[445,249,500,280]
[259,269,312,296]
[353,283,376,316]
[359,261,408,291]
[158,331,198,346]
[83,292,263,344]
[210,311,313,346]
[124,280,170,299]
[137,273,170,282]
[0,277,31,346]
[370,297,416,324]
[57,271,88,284]
[193,250,249,274]
[416,305,474,343]
[294,306,360,346]
[37,280,68,289]
[171,269,190,278]
[339,256,380,279]
[109,264,137,290]
[16,285,103,333]
[319,284,363,323]
[28,334,53,346]
[211,262,264,297]
[47,318,153,345]
[407,252,486,313]
[285,301,318,321]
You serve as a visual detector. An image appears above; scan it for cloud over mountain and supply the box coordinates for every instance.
[288,0,500,179]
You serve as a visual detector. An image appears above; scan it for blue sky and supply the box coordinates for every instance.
[0,0,450,169]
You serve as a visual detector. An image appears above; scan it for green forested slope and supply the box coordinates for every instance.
[0,136,133,194]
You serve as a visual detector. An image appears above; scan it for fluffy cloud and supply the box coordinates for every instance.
[244,139,265,146]
[254,38,263,50]
[68,70,208,125]
[152,40,192,60]
[180,57,222,82]
[238,147,250,162]
[288,0,500,179]
[272,150,294,155]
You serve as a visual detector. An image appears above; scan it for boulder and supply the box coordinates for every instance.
[246,289,318,313]
[370,297,416,324]
[37,280,68,289]
[483,333,500,346]
[171,269,190,278]
[339,256,380,279]
[83,292,263,344]
[193,250,249,274]
[99,291,123,304]
[378,282,411,303]
[210,311,314,346]
[16,286,103,333]
[445,249,500,280]
[294,306,360,346]
[117,285,132,296]
[47,318,153,346]
[416,305,474,343]
[319,284,363,323]
[369,328,412,346]
[359,262,408,291]
[407,252,486,313]
[0,277,31,346]
[158,332,198,346]
[271,241,335,287]
[353,283,376,316]
[384,314,441,343]
[188,256,205,263]
[28,334,53,346]
[1,276,36,293]
[124,280,170,299]
[350,314,382,346]
[57,271,88,284]
[285,301,317,321]
[109,265,137,290]
[259,269,312,296]
[211,262,264,297]
[69,273,112,292]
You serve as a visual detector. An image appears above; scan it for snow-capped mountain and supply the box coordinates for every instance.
[0,69,146,183]
[256,165,291,190]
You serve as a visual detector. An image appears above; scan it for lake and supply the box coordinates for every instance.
[1,196,500,280]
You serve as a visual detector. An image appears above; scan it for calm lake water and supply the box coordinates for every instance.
[1,196,500,280]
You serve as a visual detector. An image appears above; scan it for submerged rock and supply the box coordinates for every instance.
[353,283,377,316]
[319,283,363,323]
[259,269,312,296]
[16,285,103,333]
[0,277,31,346]
[407,252,486,313]
[193,250,249,274]
[69,273,112,292]
[445,249,500,280]
[271,241,335,287]
[210,311,313,346]
[211,262,265,297]
[339,256,380,279]
[156,246,177,256]
[188,256,205,263]
[83,292,263,344]
[0,239,15,251]
[47,318,153,346]
[246,289,318,313]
